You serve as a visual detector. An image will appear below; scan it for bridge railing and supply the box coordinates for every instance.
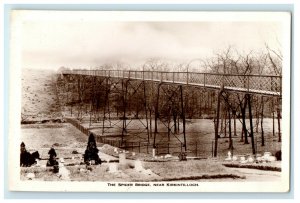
[62,70,281,95]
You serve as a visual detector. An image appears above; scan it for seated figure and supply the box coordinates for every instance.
[84,134,102,165]
[20,142,40,167]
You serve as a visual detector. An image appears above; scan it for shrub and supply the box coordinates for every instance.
[275,150,281,161]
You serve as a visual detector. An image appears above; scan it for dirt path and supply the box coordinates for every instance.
[229,167,281,181]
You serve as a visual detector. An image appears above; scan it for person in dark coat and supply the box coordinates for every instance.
[20,142,40,167]
[46,146,59,172]
[84,133,102,165]
[20,142,28,166]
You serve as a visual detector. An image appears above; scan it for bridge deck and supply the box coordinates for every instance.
[62,70,281,96]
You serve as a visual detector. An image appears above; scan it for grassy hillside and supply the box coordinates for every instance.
[21,68,61,122]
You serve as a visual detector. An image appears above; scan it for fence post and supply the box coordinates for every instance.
[195,142,198,157]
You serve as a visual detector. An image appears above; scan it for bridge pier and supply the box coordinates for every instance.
[214,89,222,157]
[153,83,161,148]
[121,79,128,143]
[247,94,256,155]
[180,85,187,152]
[277,97,282,142]
[152,83,189,154]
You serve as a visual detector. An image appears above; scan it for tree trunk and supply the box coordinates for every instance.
[224,110,227,137]
[277,108,281,142]
[261,96,265,146]
[272,97,275,137]
[121,80,127,142]
[214,90,222,157]
[199,95,202,118]
[154,84,160,148]
[241,96,249,144]
[173,111,177,134]
[178,114,180,133]
[233,110,237,136]
[210,92,213,109]
[143,82,150,143]
[149,109,152,138]
[247,94,256,155]
[240,127,244,142]
[220,107,224,135]
[168,115,171,141]
[180,86,187,151]
[255,101,260,133]
[273,111,275,137]
[228,108,233,150]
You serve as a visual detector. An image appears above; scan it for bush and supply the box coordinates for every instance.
[275,150,282,161]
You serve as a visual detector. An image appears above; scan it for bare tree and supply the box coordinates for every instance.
[265,43,282,75]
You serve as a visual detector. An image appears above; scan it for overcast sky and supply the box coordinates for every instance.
[17,11,285,71]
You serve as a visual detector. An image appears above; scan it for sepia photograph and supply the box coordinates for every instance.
[8,10,291,192]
